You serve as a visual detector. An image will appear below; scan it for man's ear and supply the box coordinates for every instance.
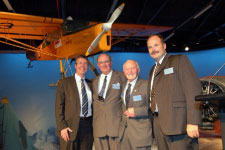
[74,63,77,70]
[163,43,166,50]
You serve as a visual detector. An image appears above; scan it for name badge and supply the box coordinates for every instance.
[121,93,124,99]
[164,67,174,75]
[133,95,142,102]
[112,83,120,89]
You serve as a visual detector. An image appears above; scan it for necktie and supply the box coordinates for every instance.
[99,76,107,98]
[125,83,132,109]
[151,62,160,112]
[81,79,88,117]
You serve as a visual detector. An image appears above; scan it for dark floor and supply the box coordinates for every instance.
[91,130,223,150]
[150,130,223,150]
[199,130,223,150]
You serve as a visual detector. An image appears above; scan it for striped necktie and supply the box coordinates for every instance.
[125,83,132,109]
[99,76,107,98]
[151,62,160,112]
[81,79,88,117]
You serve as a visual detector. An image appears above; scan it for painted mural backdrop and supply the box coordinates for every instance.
[0,48,225,149]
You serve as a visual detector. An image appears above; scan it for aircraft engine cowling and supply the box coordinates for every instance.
[200,76,225,129]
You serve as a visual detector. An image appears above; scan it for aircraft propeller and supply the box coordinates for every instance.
[85,3,125,56]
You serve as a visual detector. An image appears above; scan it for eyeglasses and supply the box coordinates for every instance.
[98,60,111,65]
[76,62,88,65]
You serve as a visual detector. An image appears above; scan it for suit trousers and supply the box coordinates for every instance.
[94,136,120,150]
[153,115,198,150]
[60,117,93,150]
[120,126,151,150]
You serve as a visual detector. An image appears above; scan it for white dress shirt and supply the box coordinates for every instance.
[150,53,167,112]
[123,77,138,105]
[75,73,92,117]
[98,70,113,99]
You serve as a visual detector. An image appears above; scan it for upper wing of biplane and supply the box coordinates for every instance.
[0,7,172,61]
[0,11,63,40]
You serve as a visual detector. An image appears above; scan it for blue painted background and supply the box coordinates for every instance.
[0,47,225,148]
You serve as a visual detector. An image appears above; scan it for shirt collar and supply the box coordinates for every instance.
[101,69,113,77]
[156,53,167,65]
[75,73,85,81]
[127,77,138,86]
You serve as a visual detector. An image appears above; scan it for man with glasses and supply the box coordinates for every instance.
[92,53,125,150]
[55,55,93,150]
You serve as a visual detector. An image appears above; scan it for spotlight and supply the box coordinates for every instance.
[66,16,73,21]
[184,46,189,51]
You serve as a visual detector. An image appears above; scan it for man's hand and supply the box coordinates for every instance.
[61,127,73,141]
[124,107,135,117]
[186,124,199,138]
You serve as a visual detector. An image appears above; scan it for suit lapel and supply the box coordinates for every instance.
[131,78,140,97]
[85,79,91,90]
[94,76,100,93]
[121,81,127,106]
[124,78,140,107]
[130,78,141,106]
[148,65,155,88]
[71,76,81,109]
[155,54,171,77]
[105,71,117,97]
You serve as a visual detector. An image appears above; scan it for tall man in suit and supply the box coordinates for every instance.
[55,55,93,150]
[119,60,152,150]
[92,53,125,150]
[147,34,202,150]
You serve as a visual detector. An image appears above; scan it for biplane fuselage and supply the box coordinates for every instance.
[47,23,111,60]
[0,12,111,60]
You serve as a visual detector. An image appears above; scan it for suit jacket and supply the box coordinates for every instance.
[147,54,202,135]
[119,78,152,147]
[92,70,125,137]
[55,75,92,141]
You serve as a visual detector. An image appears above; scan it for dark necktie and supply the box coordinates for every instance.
[151,62,160,112]
[81,79,88,117]
[125,83,132,109]
[99,76,107,98]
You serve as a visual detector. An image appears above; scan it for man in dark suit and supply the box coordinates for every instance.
[119,60,152,150]
[55,55,93,150]
[147,34,202,150]
[92,53,125,150]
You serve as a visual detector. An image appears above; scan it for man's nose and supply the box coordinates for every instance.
[151,47,155,51]
[128,69,132,74]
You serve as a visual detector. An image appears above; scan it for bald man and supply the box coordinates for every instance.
[119,60,152,150]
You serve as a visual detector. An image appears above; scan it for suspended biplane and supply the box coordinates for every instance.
[0,3,172,78]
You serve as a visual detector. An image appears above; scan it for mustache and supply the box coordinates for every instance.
[151,50,158,55]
